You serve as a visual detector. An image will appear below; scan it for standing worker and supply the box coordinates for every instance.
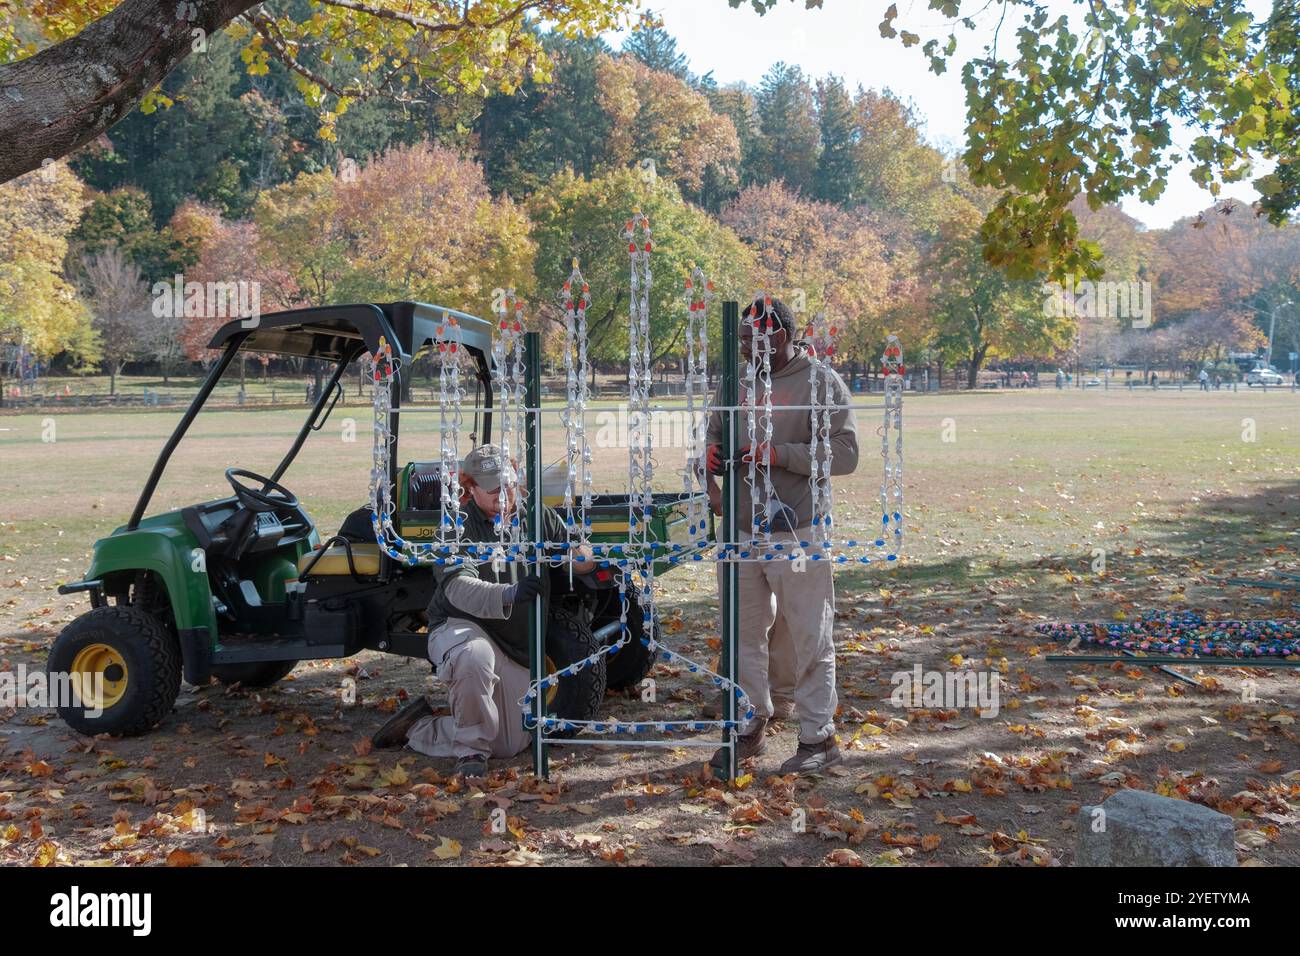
[703,297,860,776]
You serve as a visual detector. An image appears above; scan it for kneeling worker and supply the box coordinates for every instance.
[372,444,595,777]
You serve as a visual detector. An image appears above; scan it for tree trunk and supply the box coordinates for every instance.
[966,344,989,390]
[0,0,258,186]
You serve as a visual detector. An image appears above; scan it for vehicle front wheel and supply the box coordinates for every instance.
[48,605,181,737]
[211,660,298,688]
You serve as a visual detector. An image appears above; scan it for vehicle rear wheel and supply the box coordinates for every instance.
[597,594,659,691]
[48,605,181,737]
[211,660,298,687]
[544,605,606,738]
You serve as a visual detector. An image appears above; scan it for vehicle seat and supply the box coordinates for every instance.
[297,541,382,578]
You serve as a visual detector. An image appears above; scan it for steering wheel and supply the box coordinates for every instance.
[225,468,300,514]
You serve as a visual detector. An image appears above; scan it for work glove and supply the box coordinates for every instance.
[505,574,545,606]
[739,443,776,466]
[706,444,725,476]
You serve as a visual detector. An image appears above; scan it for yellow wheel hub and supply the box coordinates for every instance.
[545,655,558,707]
[70,643,129,710]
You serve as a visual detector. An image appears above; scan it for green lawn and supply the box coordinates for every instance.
[2,387,1299,867]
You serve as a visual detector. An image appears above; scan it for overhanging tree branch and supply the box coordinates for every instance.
[0,0,258,185]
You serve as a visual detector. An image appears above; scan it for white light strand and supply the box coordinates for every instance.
[559,261,594,544]
[625,210,655,544]
[683,263,714,542]
[492,292,527,565]
[881,334,905,554]
[436,312,466,553]
[742,295,777,552]
[806,312,840,550]
[519,564,755,735]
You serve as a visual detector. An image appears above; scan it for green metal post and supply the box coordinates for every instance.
[524,331,548,778]
[720,301,740,781]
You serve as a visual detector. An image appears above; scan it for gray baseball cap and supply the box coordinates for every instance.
[461,444,517,492]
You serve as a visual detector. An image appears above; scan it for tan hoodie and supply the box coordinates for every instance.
[705,345,859,532]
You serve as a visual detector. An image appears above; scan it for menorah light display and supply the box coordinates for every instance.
[365,210,904,779]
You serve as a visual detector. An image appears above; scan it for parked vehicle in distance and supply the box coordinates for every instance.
[1245,366,1286,386]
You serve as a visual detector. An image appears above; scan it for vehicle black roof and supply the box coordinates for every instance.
[207,301,494,363]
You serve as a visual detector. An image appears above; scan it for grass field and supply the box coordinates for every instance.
[2,388,1299,866]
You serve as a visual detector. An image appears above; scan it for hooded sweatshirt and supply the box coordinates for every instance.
[705,345,859,532]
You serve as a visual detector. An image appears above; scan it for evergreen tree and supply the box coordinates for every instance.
[814,75,859,206]
[622,22,692,82]
[477,32,614,198]
[753,63,819,196]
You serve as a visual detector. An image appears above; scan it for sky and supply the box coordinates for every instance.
[605,0,1273,231]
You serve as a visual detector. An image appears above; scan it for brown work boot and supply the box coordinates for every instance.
[371,696,433,749]
[778,737,842,776]
[708,717,767,776]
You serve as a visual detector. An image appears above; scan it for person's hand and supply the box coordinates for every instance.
[706,444,724,476]
[739,443,775,466]
[568,543,596,572]
[506,574,544,605]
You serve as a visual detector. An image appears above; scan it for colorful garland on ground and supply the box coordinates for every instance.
[1036,611,1300,658]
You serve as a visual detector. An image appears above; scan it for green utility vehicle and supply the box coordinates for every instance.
[51,303,703,736]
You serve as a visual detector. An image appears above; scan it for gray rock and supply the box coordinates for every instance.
[1076,789,1236,867]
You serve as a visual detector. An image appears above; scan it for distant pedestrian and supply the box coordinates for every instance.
[1198,368,1209,391]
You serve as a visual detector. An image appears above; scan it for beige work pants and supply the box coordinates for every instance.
[406,617,532,760]
[717,532,837,744]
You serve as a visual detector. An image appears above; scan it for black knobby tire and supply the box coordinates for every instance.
[544,604,606,736]
[596,592,659,692]
[48,605,182,737]
[211,660,298,688]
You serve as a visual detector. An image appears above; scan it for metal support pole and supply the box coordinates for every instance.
[720,301,740,782]
[524,331,548,778]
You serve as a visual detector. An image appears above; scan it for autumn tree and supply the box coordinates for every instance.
[851,88,952,235]
[0,163,94,403]
[0,0,647,185]
[170,201,297,381]
[595,54,741,197]
[720,181,892,364]
[69,187,198,284]
[331,142,536,320]
[924,203,1071,387]
[1153,202,1300,367]
[252,170,349,308]
[528,167,753,372]
[80,244,151,395]
[867,0,1300,279]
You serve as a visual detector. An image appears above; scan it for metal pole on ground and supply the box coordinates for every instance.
[524,331,547,779]
[720,301,740,782]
